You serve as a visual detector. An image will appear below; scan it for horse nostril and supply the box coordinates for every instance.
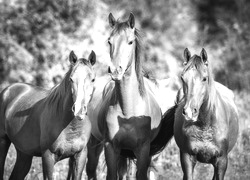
[72,105,75,113]
[108,66,111,73]
[193,108,197,114]
[182,109,186,116]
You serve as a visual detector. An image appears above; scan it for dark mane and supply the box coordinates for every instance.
[45,65,73,112]
[111,21,146,96]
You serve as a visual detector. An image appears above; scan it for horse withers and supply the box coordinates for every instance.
[174,48,239,180]
[86,13,176,180]
[0,50,96,180]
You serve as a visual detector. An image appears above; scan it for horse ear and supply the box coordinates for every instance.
[200,48,208,65]
[128,12,135,29]
[69,50,77,64]
[88,50,96,66]
[108,13,116,28]
[183,48,191,65]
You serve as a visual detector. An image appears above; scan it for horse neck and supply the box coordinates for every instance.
[46,73,74,121]
[114,58,144,116]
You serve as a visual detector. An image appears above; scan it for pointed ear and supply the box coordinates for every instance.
[69,50,77,64]
[128,12,135,29]
[183,48,191,65]
[200,48,208,65]
[88,50,96,66]
[108,13,116,28]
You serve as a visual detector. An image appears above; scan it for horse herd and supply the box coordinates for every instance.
[0,13,239,180]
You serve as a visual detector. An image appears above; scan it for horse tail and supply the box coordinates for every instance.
[149,103,178,156]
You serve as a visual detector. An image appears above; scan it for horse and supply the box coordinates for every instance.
[0,50,96,180]
[85,13,176,180]
[174,48,239,180]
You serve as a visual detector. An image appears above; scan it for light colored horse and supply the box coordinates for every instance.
[0,50,96,180]
[86,13,176,180]
[174,48,239,180]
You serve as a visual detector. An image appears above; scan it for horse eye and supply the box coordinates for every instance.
[69,77,73,83]
[128,41,133,45]
[91,78,95,83]
[202,77,207,82]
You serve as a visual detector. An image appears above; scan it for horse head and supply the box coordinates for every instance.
[69,50,96,120]
[181,48,210,121]
[107,13,137,81]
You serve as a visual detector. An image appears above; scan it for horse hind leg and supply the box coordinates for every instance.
[0,135,11,179]
[9,149,33,180]
[86,134,103,180]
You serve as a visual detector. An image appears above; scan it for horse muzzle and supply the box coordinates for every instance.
[108,66,123,81]
[72,104,87,120]
[75,113,86,121]
[182,107,198,121]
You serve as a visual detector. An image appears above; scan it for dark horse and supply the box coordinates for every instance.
[174,48,239,180]
[85,13,176,180]
[0,50,96,180]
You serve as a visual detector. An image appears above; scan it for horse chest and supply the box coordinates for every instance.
[49,119,91,160]
[184,126,221,163]
[104,106,152,146]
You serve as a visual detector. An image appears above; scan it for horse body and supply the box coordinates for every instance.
[86,13,176,180]
[0,51,96,180]
[174,48,239,180]
[175,87,238,163]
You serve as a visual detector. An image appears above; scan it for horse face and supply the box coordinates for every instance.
[69,51,96,120]
[107,13,136,81]
[181,48,209,121]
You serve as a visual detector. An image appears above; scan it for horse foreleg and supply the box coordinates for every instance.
[134,141,150,180]
[70,147,88,180]
[104,142,119,180]
[42,150,55,180]
[0,135,11,179]
[86,134,103,180]
[180,151,196,180]
[118,155,127,180]
[9,149,32,180]
[212,156,228,180]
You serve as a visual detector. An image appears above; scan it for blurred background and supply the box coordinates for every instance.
[1,0,250,179]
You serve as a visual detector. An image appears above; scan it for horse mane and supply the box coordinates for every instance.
[45,65,73,112]
[111,21,146,96]
[183,55,217,113]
